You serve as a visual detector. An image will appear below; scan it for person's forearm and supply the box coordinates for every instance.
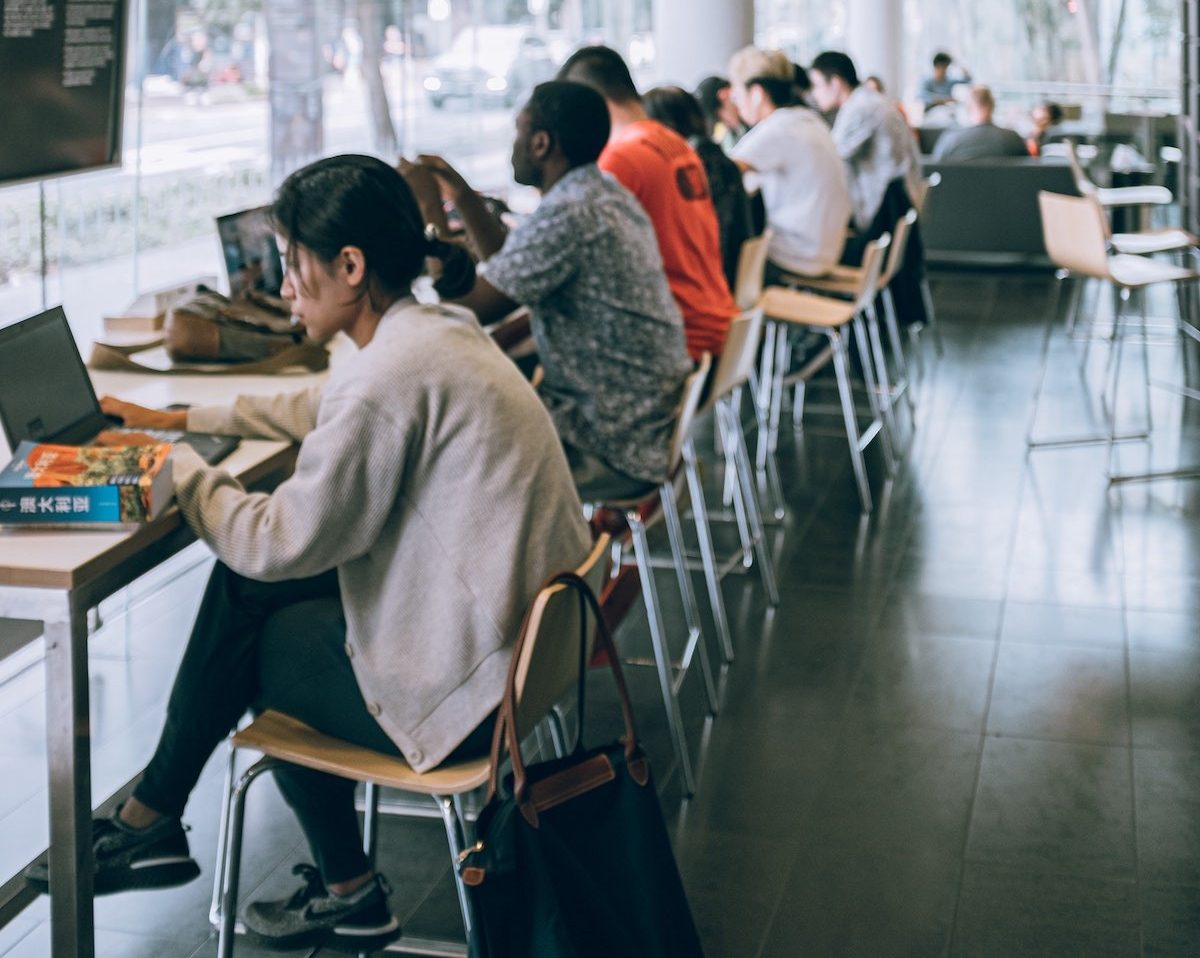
[451,188,508,261]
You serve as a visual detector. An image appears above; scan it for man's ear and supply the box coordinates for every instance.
[530,129,554,162]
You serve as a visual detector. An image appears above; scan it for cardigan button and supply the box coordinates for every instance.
[410,749,423,765]
[367,702,382,717]
[344,643,354,659]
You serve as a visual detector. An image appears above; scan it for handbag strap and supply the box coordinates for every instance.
[88,338,329,375]
[485,570,640,806]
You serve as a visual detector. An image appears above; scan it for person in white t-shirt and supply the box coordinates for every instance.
[727,50,851,281]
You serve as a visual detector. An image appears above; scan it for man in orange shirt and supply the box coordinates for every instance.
[559,46,736,361]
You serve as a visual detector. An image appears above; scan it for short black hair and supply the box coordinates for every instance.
[1043,100,1064,124]
[933,51,953,68]
[557,45,640,104]
[792,63,811,93]
[643,85,707,140]
[810,51,859,89]
[694,75,730,131]
[747,75,795,108]
[525,81,611,167]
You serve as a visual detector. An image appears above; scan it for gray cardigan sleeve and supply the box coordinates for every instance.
[186,385,323,442]
[171,390,412,581]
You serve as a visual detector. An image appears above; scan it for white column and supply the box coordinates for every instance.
[846,0,904,96]
[651,0,755,90]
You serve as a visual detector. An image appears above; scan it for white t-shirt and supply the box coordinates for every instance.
[732,107,852,276]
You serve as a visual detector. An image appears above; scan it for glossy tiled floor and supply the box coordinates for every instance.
[1,268,1198,956]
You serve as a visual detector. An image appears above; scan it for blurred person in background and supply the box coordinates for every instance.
[644,85,756,290]
[932,85,1027,161]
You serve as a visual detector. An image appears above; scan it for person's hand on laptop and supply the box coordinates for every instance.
[100,396,187,431]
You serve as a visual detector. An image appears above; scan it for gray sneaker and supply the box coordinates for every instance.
[243,863,400,950]
[25,808,199,896]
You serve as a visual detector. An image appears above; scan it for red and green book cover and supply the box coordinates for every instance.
[0,441,173,526]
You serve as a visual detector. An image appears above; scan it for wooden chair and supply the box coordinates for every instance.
[759,235,896,513]
[781,209,919,418]
[588,355,720,797]
[688,310,781,627]
[1030,190,1200,483]
[211,535,611,957]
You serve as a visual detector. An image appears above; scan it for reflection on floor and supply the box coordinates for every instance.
[1,268,1198,956]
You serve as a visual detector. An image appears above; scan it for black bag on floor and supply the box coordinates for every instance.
[460,571,704,958]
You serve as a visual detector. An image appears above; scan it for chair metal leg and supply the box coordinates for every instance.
[852,314,897,474]
[363,782,381,866]
[830,330,873,513]
[1104,295,1130,478]
[865,303,903,452]
[768,323,788,454]
[741,378,787,521]
[684,441,735,664]
[721,401,781,605]
[438,795,475,941]
[920,275,944,357]
[547,706,569,757]
[627,513,697,796]
[660,479,719,715]
[217,757,281,958]
[209,741,238,927]
[882,288,917,415]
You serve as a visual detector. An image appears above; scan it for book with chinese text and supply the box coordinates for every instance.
[0,441,173,527]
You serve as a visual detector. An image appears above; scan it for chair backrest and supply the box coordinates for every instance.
[732,230,773,313]
[853,232,892,313]
[667,353,712,475]
[1037,190,1112,279]
[910,171,940,217]
[880,209,918,288]
[1064,139,1096,196]
[511,533,611,740]
[704,309,765,410]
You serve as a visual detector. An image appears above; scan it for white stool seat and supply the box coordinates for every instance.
[1107,253,1197,288]
[1094,184,1172,208]
[1110,229,1196,256]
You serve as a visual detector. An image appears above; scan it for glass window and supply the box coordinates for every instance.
[0,0,658,340]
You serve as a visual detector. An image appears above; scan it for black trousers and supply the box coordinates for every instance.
[134,562,492,883]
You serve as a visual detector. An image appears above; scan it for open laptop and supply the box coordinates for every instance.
[0,306,240,465]
[216,206,285,298]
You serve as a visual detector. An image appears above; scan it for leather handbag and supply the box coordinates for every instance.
[89,288,329,375]
[460,571,705,958]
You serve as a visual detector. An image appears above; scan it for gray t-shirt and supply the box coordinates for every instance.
[831,86,923,230]
[932,122,1028,161]
[478,164,692,483]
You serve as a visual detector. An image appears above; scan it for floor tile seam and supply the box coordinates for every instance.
[1126,741,1200,757]
[994,634,1132,653]
[1112,483,1147,956]
[957,855,1142,887]
[749,616,871,955]
[947,302,1043,946]
[977,728,1133,750]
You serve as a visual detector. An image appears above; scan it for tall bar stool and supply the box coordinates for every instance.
[1030,190,1200,484]
[758,235,895,513]
[210,535,611,957]
[1065,138,1172,232]
[909,171,945,359]
[781,209,919,419]
[590,355,720,797]
[688,310,781,622]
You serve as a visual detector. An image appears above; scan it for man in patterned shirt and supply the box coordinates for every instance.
[406,80,692,502]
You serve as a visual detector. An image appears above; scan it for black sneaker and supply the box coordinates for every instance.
[25,808,200,895]
[243,863,400,950]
